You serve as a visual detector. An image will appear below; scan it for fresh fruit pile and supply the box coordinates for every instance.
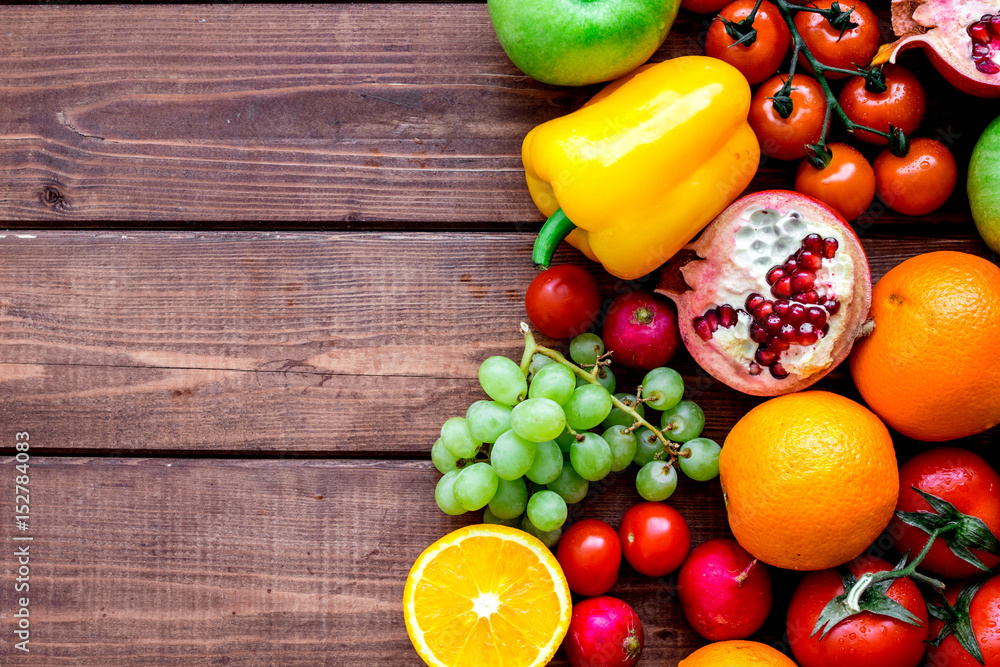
[432,322,719,542]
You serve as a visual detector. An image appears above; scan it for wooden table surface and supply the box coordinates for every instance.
[1,2,998,665]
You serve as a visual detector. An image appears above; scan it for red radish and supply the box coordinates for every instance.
[677,538,773,641]
[601,291,680,370]
[564,596,643,667]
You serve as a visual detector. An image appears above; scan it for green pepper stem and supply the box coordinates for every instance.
[532,208,576,270]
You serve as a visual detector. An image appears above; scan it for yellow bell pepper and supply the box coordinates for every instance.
[523,55,760,281]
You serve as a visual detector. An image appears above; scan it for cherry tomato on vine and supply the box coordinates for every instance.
[794,0,881,79]
[927,575,1000,667]
[795,142,875,221]
[838,64,927,145]
[786,556,930,667]
[682,0,731,15]
[874,138,958,217]
[618,502,690,577]
[525,265,602,340]
[556,519,622,597]
[748,74,827,161]
[889,447,1000,578]
[705,0,791,84]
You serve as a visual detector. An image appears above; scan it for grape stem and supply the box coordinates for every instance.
[519,323,680,462]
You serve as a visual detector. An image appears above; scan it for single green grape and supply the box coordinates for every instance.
[491,430,537,480]
[521,513,562,549]
[570,333,605,367]
[633,427,666,467]
[510,397,566,442]
[527,353,555,380]
[483,506,521,527]
[434,470,466,516]
[678,437,721,481]
[488,476,529,519]
[466,400,513,444]
[431,437,460,474]
[636,461,678,502]
[547,466,589,504]
[525,440,563,485]
[528,363,576,405]
[661,400,706,442]
[479,355,528,405]
[526,490,568,532]
[642,367,684,411]
[570,432,613,482]
[555,428,576,453]
[563,384,613,430]
[602,425,638,472]
[602,393,645,429]
[440,417,482,459]
[453,462,499,511]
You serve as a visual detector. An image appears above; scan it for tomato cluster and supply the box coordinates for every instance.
[701,0,957,220]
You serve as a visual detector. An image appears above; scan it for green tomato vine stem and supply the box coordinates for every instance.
[519,323,680,463]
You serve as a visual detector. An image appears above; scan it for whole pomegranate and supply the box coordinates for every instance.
[656,190,872,396]
[602,291,680,370]
[877,0,1000,97]
[563,596,643,667]
[678,538,773,641]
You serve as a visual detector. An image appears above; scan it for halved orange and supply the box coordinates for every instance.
[403,524,572,667]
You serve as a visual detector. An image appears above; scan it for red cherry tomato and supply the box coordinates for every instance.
[525,265,602,340]
[705,0,791,85]
[794,0,881,79]
[838,64,927,145]
[556,519,622,597]
[927,575,1000,666]
[749,74,827,161]
[795,142,875,221]
[786,556,930,667]
[683,0,731,15]
[618,502,690,577]
[874,138,958,217]
[890,447,1000,578]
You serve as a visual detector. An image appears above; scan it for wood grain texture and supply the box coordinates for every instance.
[0,457,734,666]
[0,3,993,226]
[1,230,996,454]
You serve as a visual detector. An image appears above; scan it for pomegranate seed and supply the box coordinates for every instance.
[755,346,778,366]
[806,306,827,328]
[802,234,824,252]
[798,290,819,304]
[718,304,738,328]
[822,323,830,336]
[982,13,993,22]
[970,21,991,43]
[975,43,992,57]
[766,266,785,285]
[771,337,790,352]
[754,301,774,319]
[797,250,822,272]
[823,237,839,259]
[773,299,791,317]
[977,58,1000,74]
[791,271,815,293]
[784,257,799,273]
[780,323,797,342]
[990,15,1000,38]
[770,362,789,379]
[772,276,793,299]
[746,293,765,312]
[704,309,719,332]
[748,362,762,376]
[764,313,783,334]
[693,316,713,341]
[822,299,840,315]
[750,322,769,343]
[788,304,807,326]
[798,322,819,345]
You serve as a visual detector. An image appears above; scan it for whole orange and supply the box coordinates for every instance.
[679,640,798,666]
[849,251,1000,441]
[719,391,897,571]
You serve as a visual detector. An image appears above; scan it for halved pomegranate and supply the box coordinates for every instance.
[656,191,872,396]
[875,0,1000,97]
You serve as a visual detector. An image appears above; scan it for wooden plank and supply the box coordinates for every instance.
[0,4,992,226]
[0,231,996,454]
[0,457,738,665]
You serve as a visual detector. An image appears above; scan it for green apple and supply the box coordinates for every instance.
[487,0,679,87]
[969,114,1000,254]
